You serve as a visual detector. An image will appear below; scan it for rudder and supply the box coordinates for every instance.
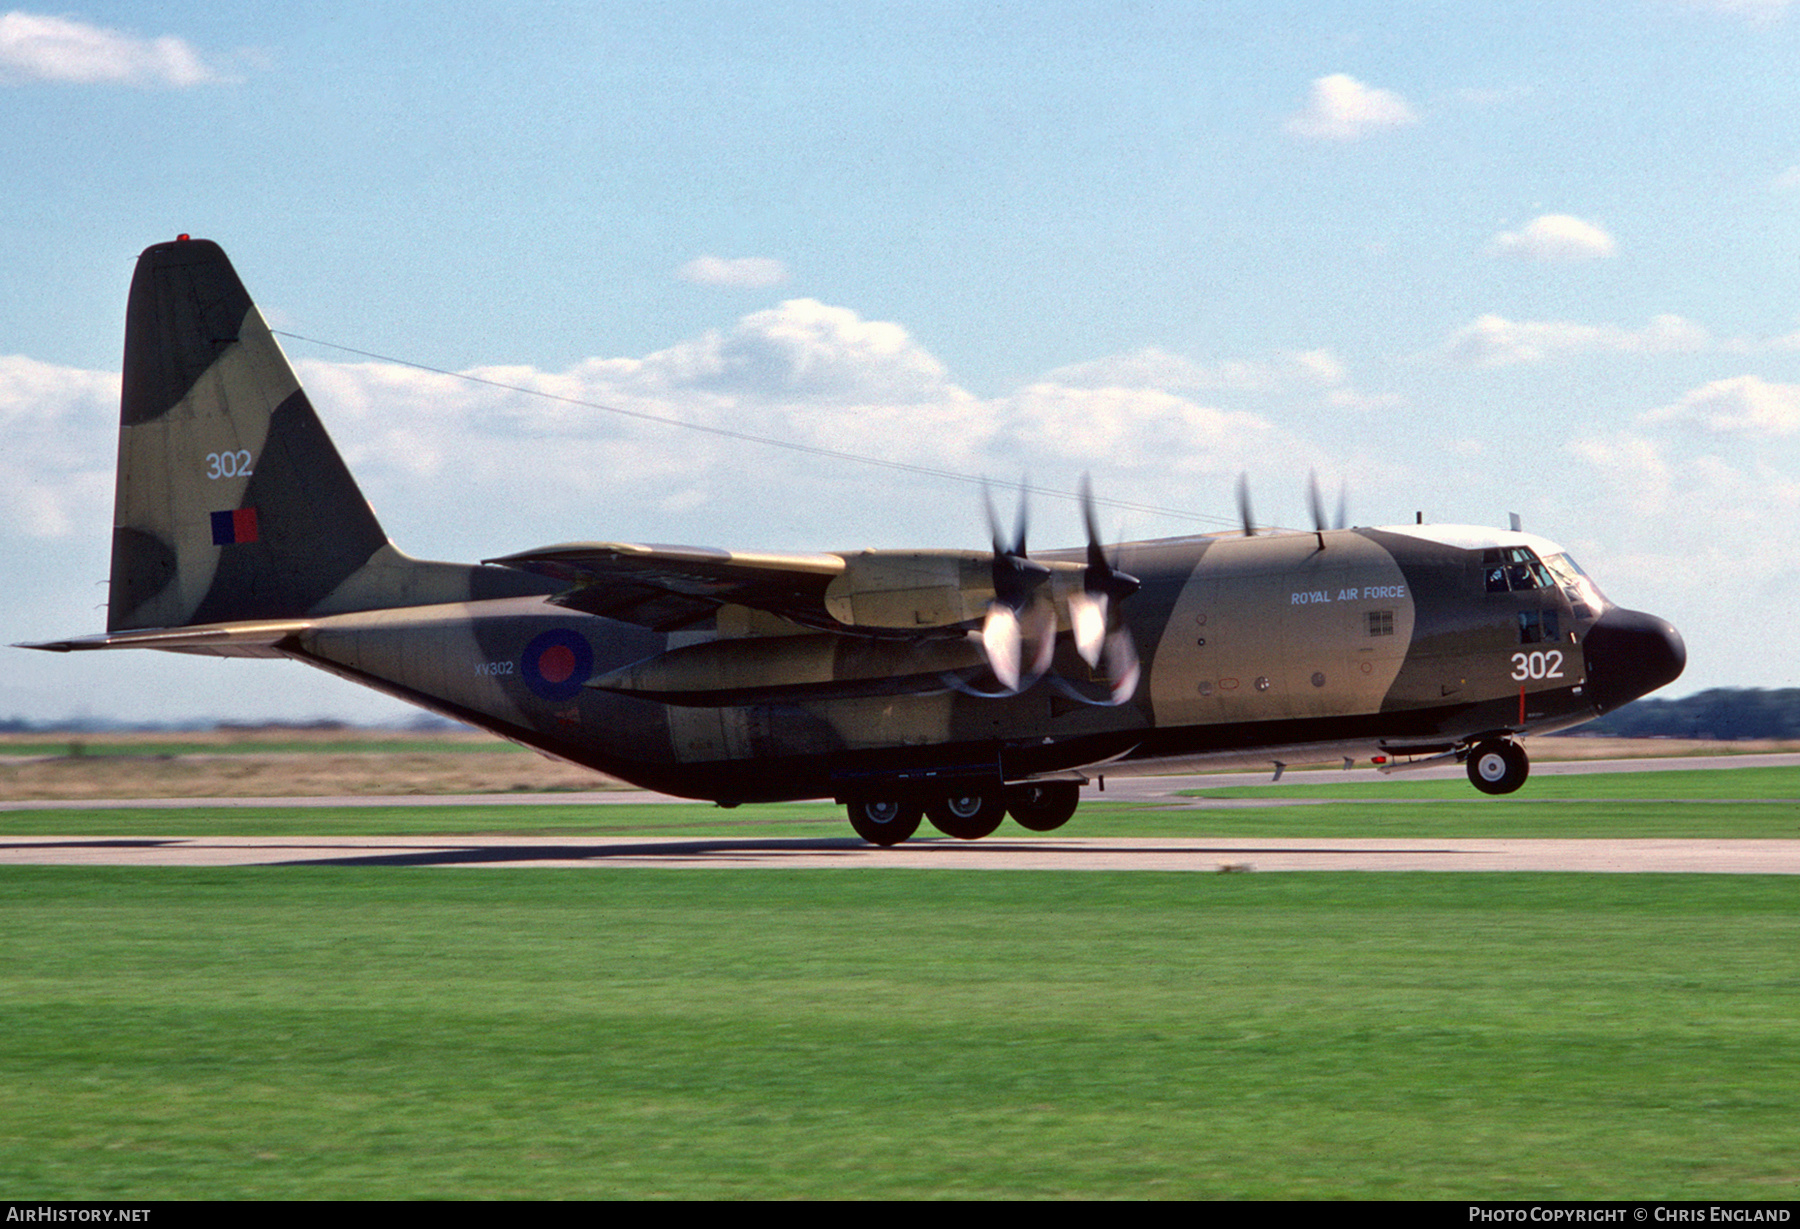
[108,238,388,631]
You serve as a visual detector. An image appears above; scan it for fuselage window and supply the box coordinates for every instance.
[1368,609,1394,636]
[1518,609,1561,644]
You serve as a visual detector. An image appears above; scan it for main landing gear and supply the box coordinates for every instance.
[845,797,923,847]
[1465,738,1529,795]
[1003,781,1081,831]
[845,781,1082,846]
[926,791,1007,840]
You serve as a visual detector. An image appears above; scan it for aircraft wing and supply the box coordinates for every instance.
[485,542,848,632]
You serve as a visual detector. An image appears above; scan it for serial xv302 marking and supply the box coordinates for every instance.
[26,239,1687,843]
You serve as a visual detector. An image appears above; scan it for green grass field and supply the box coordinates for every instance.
[1188,764,1800,801]
[1171,764,1800,838]
[2,869,1795,1199]
[3,764,1798,1198]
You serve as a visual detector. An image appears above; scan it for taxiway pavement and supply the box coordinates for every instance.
[1,834,1796,873]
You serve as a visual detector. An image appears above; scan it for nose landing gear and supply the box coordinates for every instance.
[1466,739,1529,795]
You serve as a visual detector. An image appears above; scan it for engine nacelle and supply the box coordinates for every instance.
[823,550,988,629]
[822,549,1087,630]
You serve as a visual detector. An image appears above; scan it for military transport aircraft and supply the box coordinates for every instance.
[25,238,1687,844]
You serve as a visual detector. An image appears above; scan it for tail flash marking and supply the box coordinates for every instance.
[209,508,260,546]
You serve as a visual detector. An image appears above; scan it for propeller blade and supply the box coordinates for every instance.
[1079,473,1141,604]
[1022,596,1057,684]
[984,479,1047,613]
[983,482,1005,557]
[985,478,1029,555]
[1075,474,1143,692]
[1309,470,1327,533]
[1237,474,1256,537]
[1068,590,1108,667]
[1080,474,1105,571]
[981,603,1023,692]
[1103,628,1141,704]
[1011,476,1029,558]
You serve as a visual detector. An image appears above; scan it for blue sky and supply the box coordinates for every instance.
[3,1,1799,724]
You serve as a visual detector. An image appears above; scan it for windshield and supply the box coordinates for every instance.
[1542,553,1608,618]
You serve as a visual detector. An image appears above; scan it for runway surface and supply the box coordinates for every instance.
[1,834,1796,873]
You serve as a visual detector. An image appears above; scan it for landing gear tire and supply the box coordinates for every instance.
[1005,781,1080,832]
[846,797,923,846]
[925,791,1007,840]
[1467,739,1529,795]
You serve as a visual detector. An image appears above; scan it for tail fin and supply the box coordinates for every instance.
[108,238,391,631]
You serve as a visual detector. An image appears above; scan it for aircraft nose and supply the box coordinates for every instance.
[1582,606,1686,713]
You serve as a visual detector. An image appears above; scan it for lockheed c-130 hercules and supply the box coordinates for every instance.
[26,238,1687,844]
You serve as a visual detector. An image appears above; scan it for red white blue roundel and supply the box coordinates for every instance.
[521,629,594,701]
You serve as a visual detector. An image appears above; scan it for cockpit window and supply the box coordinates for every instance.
[1542,553,1608,618]
[1483,547,1552,593]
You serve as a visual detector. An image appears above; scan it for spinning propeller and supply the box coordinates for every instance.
[980,484,1055,693]
[1067,475,1141,702]
[1240,470,1350,545]
[975,479,1142,705]
[1307,470,1349,533]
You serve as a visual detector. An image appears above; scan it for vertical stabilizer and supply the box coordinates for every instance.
[108,238,388,631]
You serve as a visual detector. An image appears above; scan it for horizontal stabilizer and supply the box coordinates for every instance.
[19,619,311,658]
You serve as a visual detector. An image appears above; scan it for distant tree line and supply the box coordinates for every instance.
[0,712,464,734]
[1569,689,1800,740]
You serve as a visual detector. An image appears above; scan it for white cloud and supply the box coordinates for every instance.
[644,298,951,403]
[1284,74,1418,141]
[1444,314,1708,366]
[1773,166,1800,191]
[1645,375,1800,435]
[1565,422,1800,631]
[0,353,117,419]
[677,256,791,289]
[1044,346,1347,393]
[1489,214,1617,261]
[0,11,230,86]
[1044,347,1231,391]
[0,355,118,537]
[1567,434,1673,520]
[227,301,1334,544]
[1292,349,1347,386]
[994,382,1280,473]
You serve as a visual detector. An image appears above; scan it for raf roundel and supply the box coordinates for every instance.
[521,629,594,701]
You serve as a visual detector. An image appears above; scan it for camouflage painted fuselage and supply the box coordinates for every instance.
[274,521,1668,803]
